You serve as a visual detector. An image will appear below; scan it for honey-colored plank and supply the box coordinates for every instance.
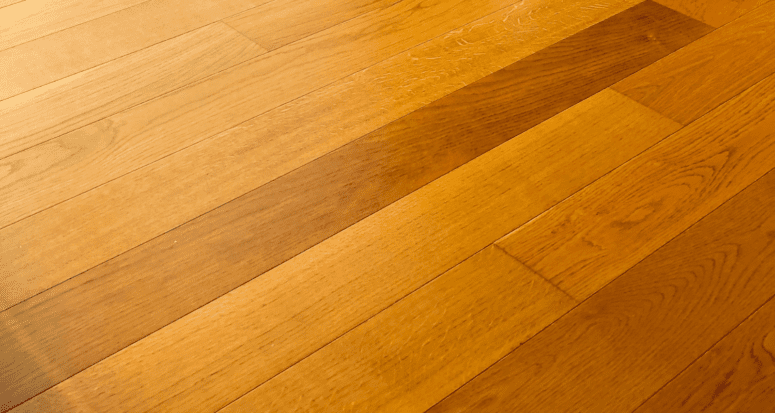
[428,167,775,413]
[654,0,769,27]
[0,0,260,101]
[0,22,265,159]
[0,0,525,227]
[499,75,775,301]
[0,0,148,51]
[3,89,679,413]
[0,0,651,308]
[224,0,396,51]
[613,1,775,124]
[636,296,775,413]
[221,247,575,412]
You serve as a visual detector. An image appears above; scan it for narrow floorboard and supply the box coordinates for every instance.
[428,167,775,413]
[654,0,769,27]
[224,0,398,51]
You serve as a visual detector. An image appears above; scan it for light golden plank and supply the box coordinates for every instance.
[0,0,148,51]
[499,75,775,300]
[0,0,261,101]
[224,0,397,51]
[0,22,265,158]
[222,246,575,412]
[9,89,679,413]
[613,0,775,124]
[0,0,642,309]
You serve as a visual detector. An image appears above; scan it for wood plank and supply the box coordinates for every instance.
[613,0,775,124]
[0,0,526,226]
[636,296,775,413]
[0,0,260,101]
[654,0,769,27]
[220,246,575,412]
[0,22,265,158]
[0,0,148,51]
[498,74,775,300]
[2,89,679,413]
[428,167,775,413]
[224,0,397,51]
[0,0,657,308]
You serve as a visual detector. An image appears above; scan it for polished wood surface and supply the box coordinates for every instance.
[429,167,775,413]
[0,0,260,100]
[0,0,640,311]
[614,0,775,125]
[3,88,678,412]
[499,72,775,300]
[2,0,774,411]
[635,295,775,412]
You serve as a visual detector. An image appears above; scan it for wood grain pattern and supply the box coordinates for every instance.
[0,0,260,101]
[0,22,265,159]
[0,0,521,230]
[224,0,397,51]
[0,0,148,51]
[636,295,775,413]
[3,89,679,413]
[499,74,775,300]
[220,246,575,413]
[613,0,775,124]
[0,0,24,9]
[0,0,649,310]
[654,0,769,27]
[428,167,775,413]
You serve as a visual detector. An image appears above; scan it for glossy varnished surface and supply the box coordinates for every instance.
[2,0,774,411]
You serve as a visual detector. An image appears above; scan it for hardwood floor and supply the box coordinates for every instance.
[1,0,773,411]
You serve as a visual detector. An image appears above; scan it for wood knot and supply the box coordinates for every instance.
[763,330,775,357]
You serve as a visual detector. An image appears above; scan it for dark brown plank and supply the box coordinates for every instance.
[427,168,775,413]
[0,3,709,410]
[636,296,775,413]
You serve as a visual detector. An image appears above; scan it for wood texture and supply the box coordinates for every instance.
[654,0,769,27]
[499,74,775,300]
[636,295,775,413]
[0,0,260,101]
[3,89,679,413]
[0,0,521,231]
[221,246,574,412]
[224,0,397,51]
[428,167,775,413]
[613,0,775,124]
[0,0,148,51]
[0,0,651,311]
[0,1,24,9]
[0,22,265,159]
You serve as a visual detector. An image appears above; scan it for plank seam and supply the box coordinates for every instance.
[493,244,577,303]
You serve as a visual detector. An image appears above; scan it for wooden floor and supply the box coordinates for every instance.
[1,0,775,411]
